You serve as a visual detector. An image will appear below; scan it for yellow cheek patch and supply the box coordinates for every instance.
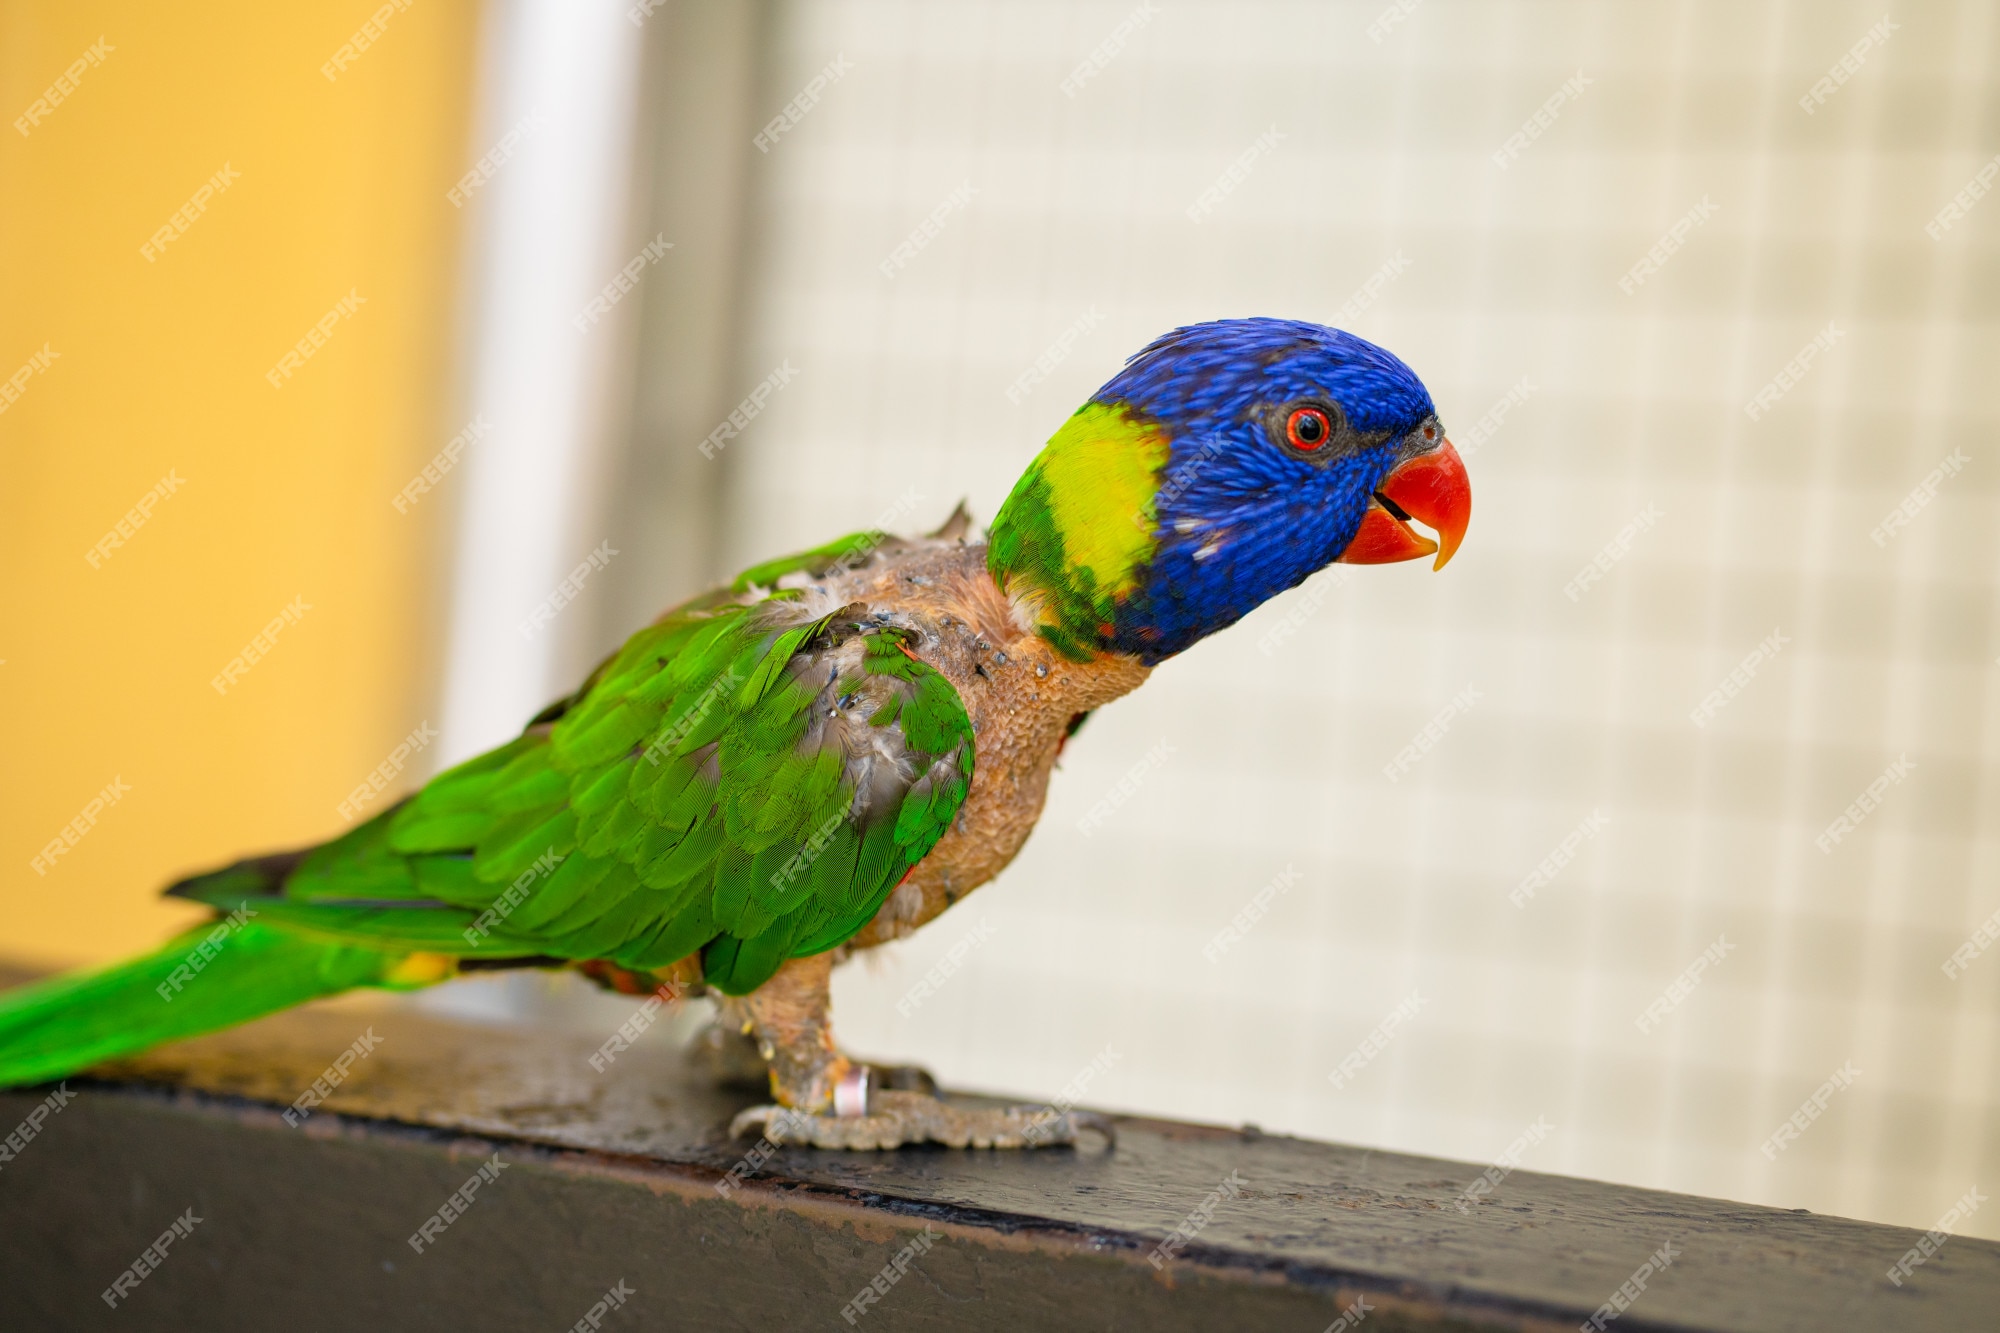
[1034,402,1171,603]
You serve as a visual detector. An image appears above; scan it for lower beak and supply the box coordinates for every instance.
[1335,438,1471,571]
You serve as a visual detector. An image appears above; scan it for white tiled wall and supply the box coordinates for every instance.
[709,0,1999,1237]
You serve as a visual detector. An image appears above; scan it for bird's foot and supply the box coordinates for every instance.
[729,1089,1114,1150]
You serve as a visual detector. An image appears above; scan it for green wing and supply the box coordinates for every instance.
[173,584,974,996]
[727,530,896,594]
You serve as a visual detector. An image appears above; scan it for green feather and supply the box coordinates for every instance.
[553,698,654,769]
[618,894,716,970]
[282,817,421,902]
[505,852,615,931]
[1,570,982,1083]
[986,400,1171,659]
[805,819,862,909]
[579,795,648,858]
[701,913,800,994]
[639,814,724,887]
[410,854,488,908]
[541,873,660,959]
[845,816,905,916]
[0,923,405,1086]
[728,530,889,593]
[487,747,570,814]
[473,807,577,883]
[387,807,494,855]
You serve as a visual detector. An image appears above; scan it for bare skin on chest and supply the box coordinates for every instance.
[712,539,1149,1127]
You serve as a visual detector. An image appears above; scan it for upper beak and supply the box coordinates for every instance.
[1335,438,1471,571]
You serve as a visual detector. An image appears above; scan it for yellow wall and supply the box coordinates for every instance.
[0,2,481,966]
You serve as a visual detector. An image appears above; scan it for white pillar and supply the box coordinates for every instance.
[437,0,646,770]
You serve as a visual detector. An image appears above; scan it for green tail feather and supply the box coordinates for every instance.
[0,921,405,1087]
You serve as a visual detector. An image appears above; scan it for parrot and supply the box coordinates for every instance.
[0,317,1469,1149]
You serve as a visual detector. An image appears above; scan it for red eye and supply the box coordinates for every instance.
[1287,407,1331,451]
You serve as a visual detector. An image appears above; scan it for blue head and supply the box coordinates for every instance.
[990,317,1471,665]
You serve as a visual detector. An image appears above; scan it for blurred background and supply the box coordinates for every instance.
[4,0,1997,1240]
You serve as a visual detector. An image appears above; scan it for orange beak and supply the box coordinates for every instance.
[1335,438,1471,571]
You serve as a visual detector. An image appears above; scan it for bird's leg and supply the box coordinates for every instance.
[697,974,934,1095]
[723,954,1111,1150]
[734,952,853,1114]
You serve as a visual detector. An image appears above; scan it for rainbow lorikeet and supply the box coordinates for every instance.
[0,318,1469,1149]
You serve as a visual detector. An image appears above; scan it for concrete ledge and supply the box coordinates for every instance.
[0,994,1994,1331]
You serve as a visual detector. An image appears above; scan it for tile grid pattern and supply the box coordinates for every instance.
[711,0,1999,1237]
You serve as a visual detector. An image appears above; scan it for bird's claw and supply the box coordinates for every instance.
[728,1089,1115,1150]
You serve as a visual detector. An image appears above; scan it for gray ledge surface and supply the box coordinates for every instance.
[0,996,1994,1331]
